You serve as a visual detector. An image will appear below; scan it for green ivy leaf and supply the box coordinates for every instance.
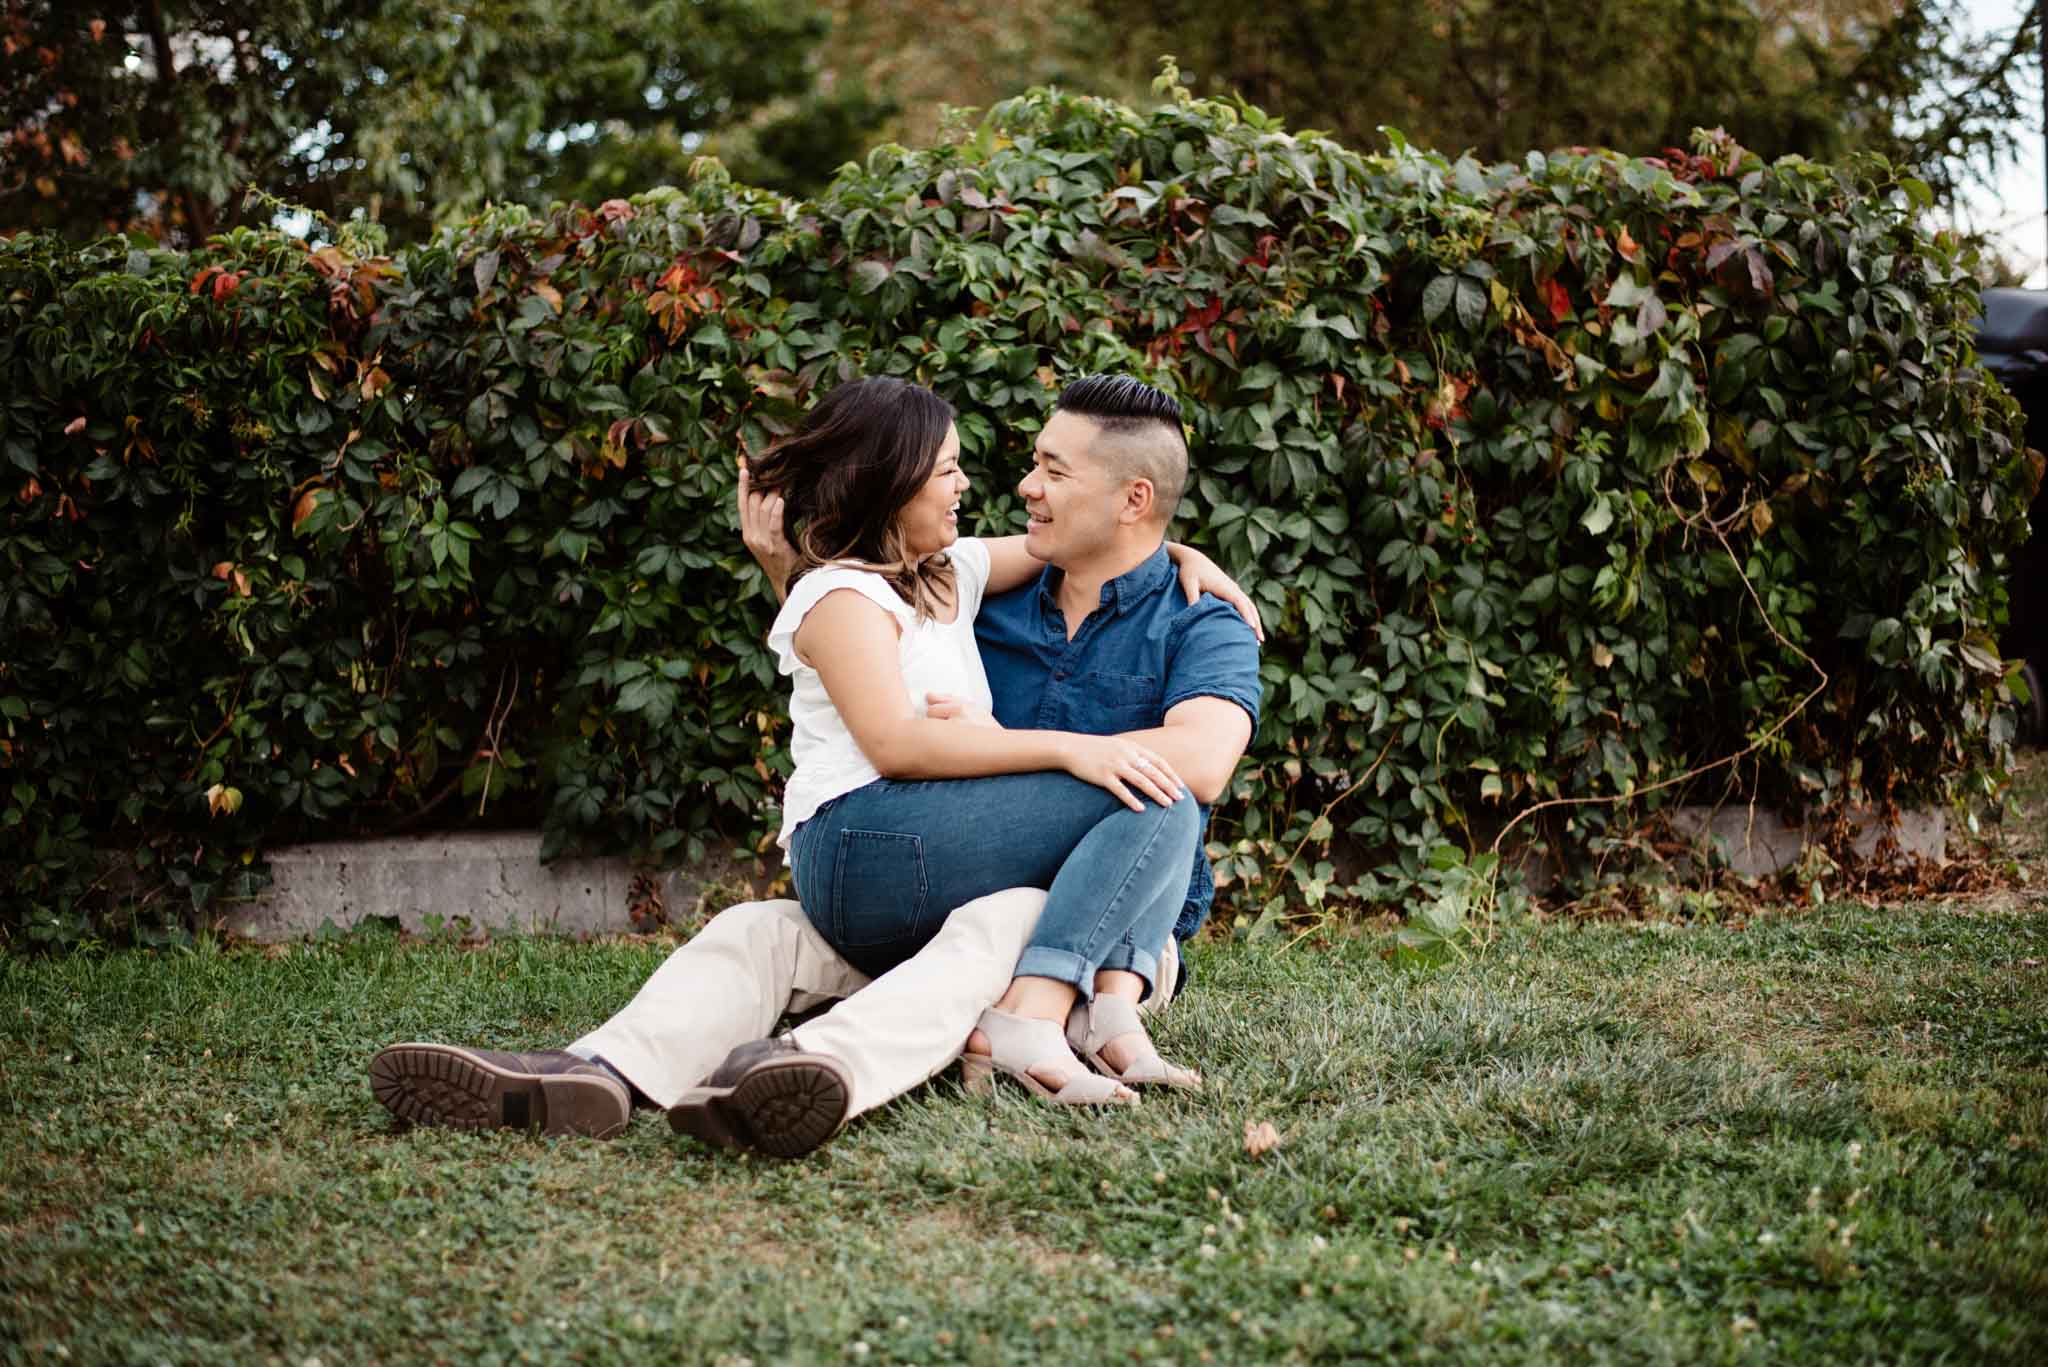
[1454,276,1487,332]
[851,260,893,294]
[1422,274,1458,324]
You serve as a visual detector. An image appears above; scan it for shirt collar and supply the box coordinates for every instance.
[1036,544,1173,618]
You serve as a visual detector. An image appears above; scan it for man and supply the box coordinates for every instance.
[369,374,1263,1157]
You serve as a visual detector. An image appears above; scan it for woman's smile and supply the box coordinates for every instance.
[902,423,969,557]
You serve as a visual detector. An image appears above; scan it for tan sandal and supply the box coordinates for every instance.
[961,1007,1137,1106]
[1067,995,1202,1092]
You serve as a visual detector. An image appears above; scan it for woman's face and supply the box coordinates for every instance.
[898,423,968,559]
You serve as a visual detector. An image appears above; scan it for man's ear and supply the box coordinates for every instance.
[1117,477,1156,527]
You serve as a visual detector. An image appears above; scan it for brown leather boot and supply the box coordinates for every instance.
[667,1038,852,1159]
[369,1044,631,1139]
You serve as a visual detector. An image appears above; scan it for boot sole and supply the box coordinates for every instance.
[667,1054,851,1159]
[369,1043,629,1139]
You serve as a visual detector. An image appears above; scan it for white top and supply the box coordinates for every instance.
[768,536,994,848]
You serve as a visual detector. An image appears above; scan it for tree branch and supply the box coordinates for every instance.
[1444,8,1501,139]
[143,0,212,242]
[142,0,176,95]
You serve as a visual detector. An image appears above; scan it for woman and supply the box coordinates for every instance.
[746,375,1244,1106]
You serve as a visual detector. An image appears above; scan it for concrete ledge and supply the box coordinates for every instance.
[1669,804,1945,880]
[210,804,1946,942]
[216,831,766,942]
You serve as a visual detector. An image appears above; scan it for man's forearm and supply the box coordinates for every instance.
[1114,724,1240,805]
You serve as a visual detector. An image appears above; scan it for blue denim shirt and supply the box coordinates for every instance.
[974,545,1263,943]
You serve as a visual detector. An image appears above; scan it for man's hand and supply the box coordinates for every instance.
[737,458,797,604]
[925,693,1002,728]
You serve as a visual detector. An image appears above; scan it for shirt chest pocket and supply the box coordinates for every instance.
[1078,671,1163,727]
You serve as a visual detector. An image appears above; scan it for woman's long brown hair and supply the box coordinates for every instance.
[744,377,959,621]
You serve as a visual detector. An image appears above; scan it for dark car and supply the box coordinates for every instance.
[1974,288,2048,745]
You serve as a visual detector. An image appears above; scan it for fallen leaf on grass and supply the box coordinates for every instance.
[1244,1120,1281,1158]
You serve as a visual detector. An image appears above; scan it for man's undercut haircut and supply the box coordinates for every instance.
[1054,374,1190,525]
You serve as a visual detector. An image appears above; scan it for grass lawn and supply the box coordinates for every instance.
[4,760,2046,1363]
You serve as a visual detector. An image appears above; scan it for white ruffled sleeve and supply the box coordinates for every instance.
[767,568,916,676]
[948,536,992,622]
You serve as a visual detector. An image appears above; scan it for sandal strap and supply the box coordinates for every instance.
[1081,995,1146,1053]
[1078,996,1201,1090]
[974,1008,1131,1104]
[1049,1071,1134,1104]
[976,1006,1071,1059]
[1064,1000,1091,1055]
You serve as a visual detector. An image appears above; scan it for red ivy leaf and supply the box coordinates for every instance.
[1542,277,1571,324]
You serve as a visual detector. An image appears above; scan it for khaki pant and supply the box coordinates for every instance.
[571,889,1178,1117]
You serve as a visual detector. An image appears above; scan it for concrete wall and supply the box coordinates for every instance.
[210,805,1945,942]
[1668,804,1945,879]
[215,832,768,941]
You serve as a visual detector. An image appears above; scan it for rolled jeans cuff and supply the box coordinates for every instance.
[1093,943,1160,1000]
[1012,945,1095,998]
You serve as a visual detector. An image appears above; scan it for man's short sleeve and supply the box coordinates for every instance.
[1163,599,1262,731]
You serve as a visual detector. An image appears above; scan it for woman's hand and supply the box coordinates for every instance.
[1166,542,1265,643]
[925,693,1002,728]
[737,458,798,602]
[1058,734,1189,812]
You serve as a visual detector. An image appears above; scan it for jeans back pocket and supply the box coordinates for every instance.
[829,829,931,951]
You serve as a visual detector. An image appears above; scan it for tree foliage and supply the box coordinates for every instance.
[0,0,886,246]
[10,2,2042,255]
[1,81,2036,947]
[1091,1,2043,203]
[1818,0,2045,208]
[803,0,1112,149]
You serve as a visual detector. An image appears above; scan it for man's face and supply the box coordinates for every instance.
[1018,410,1125,565]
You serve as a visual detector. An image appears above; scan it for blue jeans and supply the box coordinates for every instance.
[789,773,1199,997]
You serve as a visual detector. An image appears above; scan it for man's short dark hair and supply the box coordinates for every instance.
[1054,374,1189,524]
[1055,373,1184,428]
